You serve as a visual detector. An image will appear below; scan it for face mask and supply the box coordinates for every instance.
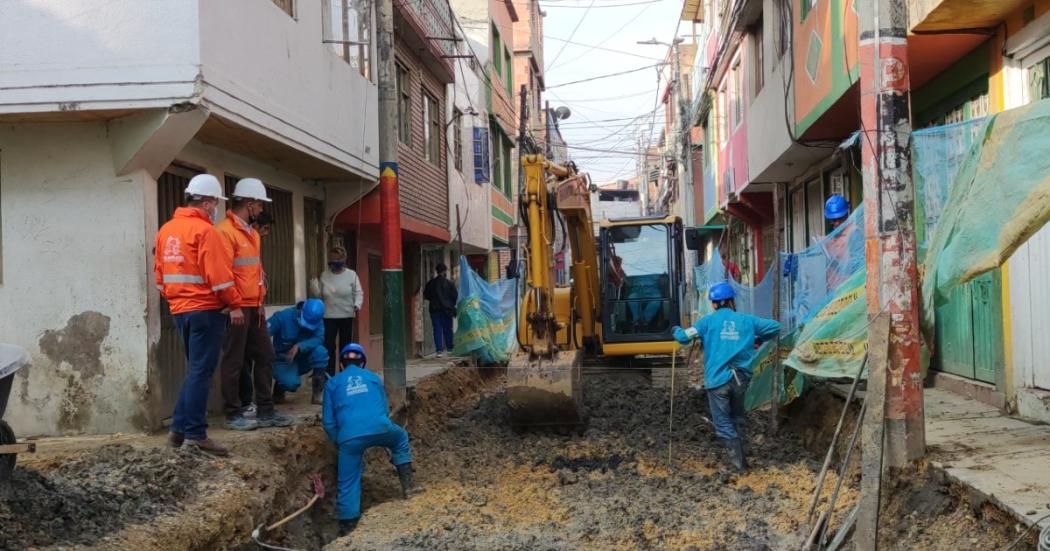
[329,261,346,271]
[343,356,363,368]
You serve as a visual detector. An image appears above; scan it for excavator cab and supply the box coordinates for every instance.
[598,216,685,357]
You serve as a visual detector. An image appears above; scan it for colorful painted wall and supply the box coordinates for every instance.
[793,0,858,136]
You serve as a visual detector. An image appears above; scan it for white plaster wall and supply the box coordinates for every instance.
[0,0,200,112]
[198,0,379,179]
[176,139,326,306]
[447,55,492,253]
[0,122,152,436]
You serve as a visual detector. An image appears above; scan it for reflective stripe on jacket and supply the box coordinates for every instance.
[154,207,242,314]
[217,211,265,307]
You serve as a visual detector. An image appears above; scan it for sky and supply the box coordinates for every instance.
[540,0,691,184]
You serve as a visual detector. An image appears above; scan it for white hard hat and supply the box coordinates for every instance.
[232,178,272,202]
[185,174,227,200]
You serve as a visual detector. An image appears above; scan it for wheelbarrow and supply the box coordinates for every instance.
[0,344,35,483]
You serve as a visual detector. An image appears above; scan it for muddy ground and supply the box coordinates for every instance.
[0,368,1025,550]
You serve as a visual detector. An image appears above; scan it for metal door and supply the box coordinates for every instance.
[970,271,1003,384]
[155,168,197,413]
[935,284,975,379]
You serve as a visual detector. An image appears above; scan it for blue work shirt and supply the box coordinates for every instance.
[268,306,325,355]
[690,308,781,389]
[322,366,394,444]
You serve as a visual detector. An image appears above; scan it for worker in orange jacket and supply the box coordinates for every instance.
[217,178,293,431]
[154,174,244,457]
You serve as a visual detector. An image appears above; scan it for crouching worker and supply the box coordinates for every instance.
[269,298,329,403]
[323,343,423,536]
[672,282,780,472]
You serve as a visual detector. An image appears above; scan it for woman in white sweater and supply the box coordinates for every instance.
[309,247,365,397]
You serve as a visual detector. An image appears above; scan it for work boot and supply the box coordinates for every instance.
[185,438,230,457]
[256,411,295,428]
[396,463,424,499]
[168,431,184,448]
[311,372,325,405]
[224,415,259,431]
[727,438,747,473]
[338,518,358,537]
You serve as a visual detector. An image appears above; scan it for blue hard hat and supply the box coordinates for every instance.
[340,343,367,367]
[300,298,325,330]
[824,194,850,221]
[709,282,736,302]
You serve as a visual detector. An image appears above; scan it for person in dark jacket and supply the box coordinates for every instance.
[422,263,458,357]
[323,343,423,536]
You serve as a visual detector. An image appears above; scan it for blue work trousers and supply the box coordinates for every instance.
[172,310,227,440]
[273,346,328,391]
[336,424,413,520]
[706,370,751,440]
[430,312,454,353]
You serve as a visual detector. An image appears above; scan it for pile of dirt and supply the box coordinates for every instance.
[0,443,205,550]
[328,374,857,550]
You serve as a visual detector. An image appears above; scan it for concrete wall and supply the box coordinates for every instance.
[0,0,200,112]
[0,122,153,436]
[198,0,379,178]
[448,56,492,253]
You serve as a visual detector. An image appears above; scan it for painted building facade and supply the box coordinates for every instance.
[0,0,378,435]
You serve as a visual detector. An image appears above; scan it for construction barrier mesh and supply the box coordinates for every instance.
[452,256,519,365]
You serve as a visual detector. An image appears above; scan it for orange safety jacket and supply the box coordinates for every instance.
[216,211,265,307]
[154,207,242,315]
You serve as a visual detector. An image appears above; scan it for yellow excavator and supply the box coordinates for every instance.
[507,154,687,426]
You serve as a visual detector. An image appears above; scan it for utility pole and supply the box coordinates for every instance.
[857,0,924,546]
[376,0,406,407]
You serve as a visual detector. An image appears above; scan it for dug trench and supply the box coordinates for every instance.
[0,368,1023,550]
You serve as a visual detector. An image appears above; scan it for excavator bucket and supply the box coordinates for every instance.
[506,350,583,427]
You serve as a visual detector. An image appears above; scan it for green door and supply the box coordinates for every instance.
[933,270,1002,384]
[970,270,1003,384]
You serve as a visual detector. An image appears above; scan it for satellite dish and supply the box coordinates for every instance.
[555,106,572,120]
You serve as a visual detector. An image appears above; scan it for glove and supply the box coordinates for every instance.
[672,326,693,345]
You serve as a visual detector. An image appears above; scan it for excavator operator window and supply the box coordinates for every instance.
[603,224,673,337]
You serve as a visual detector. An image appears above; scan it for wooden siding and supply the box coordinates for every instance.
[395,41,449,234]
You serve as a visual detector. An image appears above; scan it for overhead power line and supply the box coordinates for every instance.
[547,63,666,89]
[544,0,599,69]
[544,36,664,61]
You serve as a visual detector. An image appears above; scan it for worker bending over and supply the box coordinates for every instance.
[323,343,423,536]
[672,282,780,472]
[268,299,329,403]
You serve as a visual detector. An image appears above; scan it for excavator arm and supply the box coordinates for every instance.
[508,154,598,426]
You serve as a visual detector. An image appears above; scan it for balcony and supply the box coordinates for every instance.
[909,0,1030,32]
[396,0,456,83]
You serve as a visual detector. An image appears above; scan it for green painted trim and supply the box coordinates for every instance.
[796,0,857,137]
[492,235,509,246]
[491,205,514,225]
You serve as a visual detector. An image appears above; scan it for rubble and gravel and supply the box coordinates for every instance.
[330,372,856,550]
[0,444,205,550]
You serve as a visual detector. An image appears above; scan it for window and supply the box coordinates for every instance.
[303,197,326,278]
[272,0,294,17]
[805,178,824,243]
[473,126,491,183]
[492,27,502,74]
[504,48,513,96]
[730,57,743,128]
[368,255,382,334]
[800,0,817,21]
[1028,55,1050,102]
[396,62,412,145]
[453,109,464,172]
[502,140,513,196]
[491,125,504,194]
[752,18,764,97]
[717,87,728,147]
[323,0,373,80]
[424,92,441,163]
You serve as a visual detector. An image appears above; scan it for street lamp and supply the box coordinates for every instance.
[636,37,685,47]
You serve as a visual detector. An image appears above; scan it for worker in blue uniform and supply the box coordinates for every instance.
[672,282,780,472]
[824,194,850,230]
[322,343,423,537]
[268,298,329,402]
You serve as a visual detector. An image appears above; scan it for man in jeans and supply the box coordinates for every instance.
[154,174,244,457]
[217,178,293,430]
[423,263,458,357]
[672,282,780,472]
